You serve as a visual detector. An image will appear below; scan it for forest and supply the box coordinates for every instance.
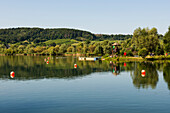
[0,27,169,57]
[0,28,132,44]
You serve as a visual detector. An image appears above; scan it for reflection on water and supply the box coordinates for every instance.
[110,61,120,76]
[131,62,159,89]
[0,56,170,113]
[0,56,169,90]
[163,63,170,90]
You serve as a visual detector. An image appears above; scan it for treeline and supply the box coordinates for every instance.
[0,40,114,55]
[0,27,132,44]
[95,34,132,40]
[0,27,169,57]
[120,27,170,57]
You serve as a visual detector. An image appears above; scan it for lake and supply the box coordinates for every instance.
[0,56,170,113]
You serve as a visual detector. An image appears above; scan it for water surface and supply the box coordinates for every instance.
[0,56,170,113]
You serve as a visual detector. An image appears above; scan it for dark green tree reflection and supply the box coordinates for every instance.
[0,56,112,80]
[131,62,159,89]
[0,56,168,90]
[163,63,170,90]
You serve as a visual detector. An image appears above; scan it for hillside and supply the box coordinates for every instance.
[0,27,132,44]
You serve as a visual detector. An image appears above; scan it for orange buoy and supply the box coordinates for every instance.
[47,61,49,64]
[74,64,77,68]
[10,71,15,78]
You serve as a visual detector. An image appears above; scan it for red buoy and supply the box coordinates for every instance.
[124,63,126,67]
[10,71,15,78]
[47,61,49,64]
[124,52,127,56]
[141,70,145,74]
[74,64,77,68]
[141,70,146,77]
[141,74,145,77]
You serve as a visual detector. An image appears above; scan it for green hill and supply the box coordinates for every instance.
[0,27,132,44]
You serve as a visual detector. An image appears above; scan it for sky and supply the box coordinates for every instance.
[0,0,170,34]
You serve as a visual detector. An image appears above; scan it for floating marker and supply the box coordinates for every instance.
[48,57,50,60]
[141,70,146,77]
[47,61,49,64]
[166,53,168,56]
[124,52,127,56]
[44,58,47,62]
[141,74,145,77]
[74,64,77,68]
[10,71,15,78]
[124,63,126,67]
[113,46,115,49]
[141,70,145,75]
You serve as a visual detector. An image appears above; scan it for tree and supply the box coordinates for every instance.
[67,46,74,53]
[94,45,104,55]
[77,46,82,53]
[89,45,96,53]
[103,45,112,55]
[132,27,160,53]
[48,47,56,55]
[163,26,170,52]
[138,48,148,58]
[59,44,67,53]
[17,45,26,53]
[49,42,56,47]
[85,39,90,44]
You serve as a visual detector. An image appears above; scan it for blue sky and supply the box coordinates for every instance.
[0,0,170,34]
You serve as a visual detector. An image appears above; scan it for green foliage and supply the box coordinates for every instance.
[44,39,78,46]
[94,45,104,55]
[0,27,167,57]
[0,28,133,44]
[163,26,170,52]
[132,27,160,52]
[85,39,91,44]
[59,44,67,53]
[138,48,148,58]
[89,45,96,53]
[126,50,133,56]
[0,28,96,43]
[67,46,74,53]
[95,34,132,40]
[103,45,112,55]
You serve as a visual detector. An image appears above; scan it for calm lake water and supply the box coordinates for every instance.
[0,56,170,113]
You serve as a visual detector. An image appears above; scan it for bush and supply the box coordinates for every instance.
[102,54,109,58]
[138,48,148,58]
[126,50,133,56]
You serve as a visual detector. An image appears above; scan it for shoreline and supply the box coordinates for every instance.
[0,53,170,61]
